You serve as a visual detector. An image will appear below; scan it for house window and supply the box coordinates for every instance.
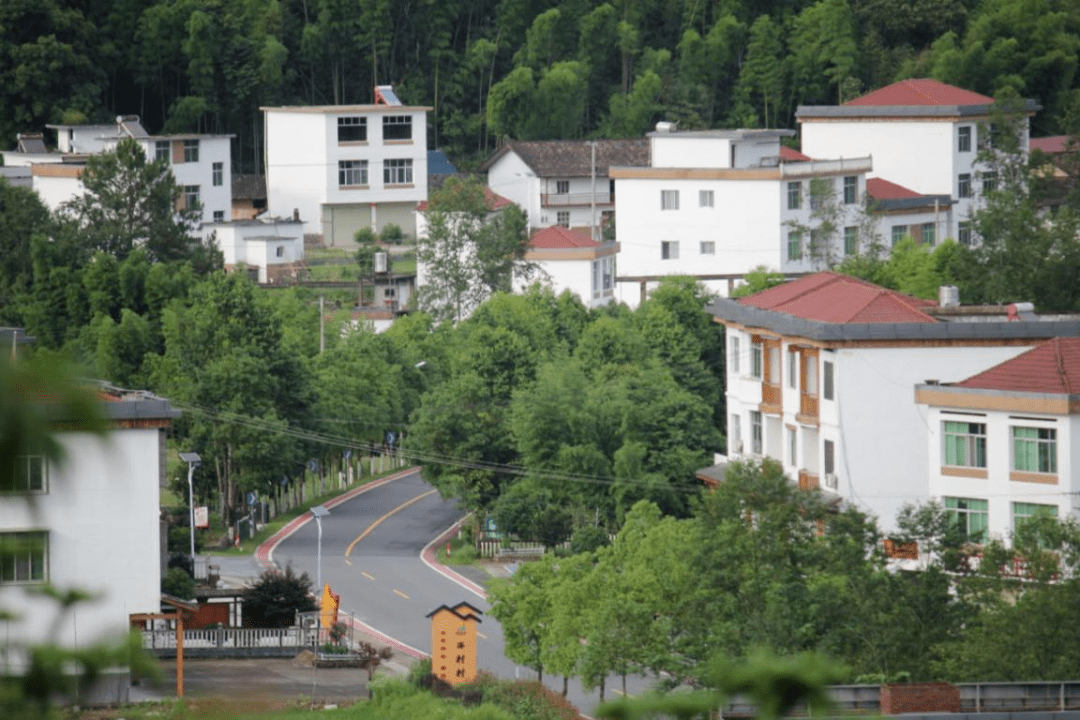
[943,421,986,468]
[809,179,832,210]
[0,531,47,583]
[823,360,834,400]
[556,180,569,194]
[824,439,835,476]
[155,140,170,163]
[958,173,971,198]
[787,181,801,210]
[944,497,988,544]
[787,231,802,261]
[661,190,679,210]
[788,349,798,388]
[1013,502,1056,534]
[958,125,972,153]
[844,226,857,255]
[592,261,600,294]
[699,190,714,207]
[384,158,412,185]
[788,427,798,466]
[338,116,367,142]
[183,139,199,163]
[382,115,412,141]
[276,246,285,257]
[843,176,857,204]
[700,241,715,255]
[1013,426,1056,474]
[729,336,740,374]
[731,414,742,453]
[557,210,570,227]
[339,160,368,187]
[958,222,973,247]
[183,185,200,210]
[804,354,818,396]
[922,222,936,247]
[213,210,224,222]
[891,225,907,247]
[982,171,998,194]
[7,456,46,493]
[750,341,763,379]
[750,411,763,455]
[602,258,612,290]
[212,162,223,187]
[661,241,679,260]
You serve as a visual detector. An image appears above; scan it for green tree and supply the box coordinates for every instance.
[59,139,208,263]
[736,16,785,127]
[242,565,317,628]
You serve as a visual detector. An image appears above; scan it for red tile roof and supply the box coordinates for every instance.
[779,146,812,162]
[846,79,994,107]
[866,177,922,200]
[955,337,1080,394]
[530,225,601,249]
[738,271,938,324]
[1030,136,1071,154]
[416,186,513,212]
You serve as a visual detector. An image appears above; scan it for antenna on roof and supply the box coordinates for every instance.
[374,85,402,106]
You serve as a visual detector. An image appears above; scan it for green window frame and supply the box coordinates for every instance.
[1013,502,1056,532]
[943,421,986,468]
[944,497,988,544]
[787,231,802,261]
[844,226,857,255]
[1013,426,1056,473]
[787,182,801,210]
[0,531,48,583]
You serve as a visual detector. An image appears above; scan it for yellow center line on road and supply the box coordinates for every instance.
[345,488,438,557]
[361,570,376,581]
[393,588,410,600]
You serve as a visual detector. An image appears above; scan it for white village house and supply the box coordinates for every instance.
[1,117,234,227]
[262,87,430,245]
[710,272,1080,533]
[480,138,649,235]
[519,226,618,308]
[0,379,179,699]
[916,337,1080,544]
[610,128,873,307]
[797,78,1040,243]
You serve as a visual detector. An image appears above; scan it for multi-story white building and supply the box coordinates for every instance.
[1,117,234,227]
[262,89,431,244]
[797,78,1040,242]
[611,127,872,307]
[0,381,178,695]
[712,272,1080,531]
[519,226,618,308]
[915,337,1080,544]
[480,138,649,235]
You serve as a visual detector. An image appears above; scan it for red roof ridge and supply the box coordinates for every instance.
[955,337,1080,395]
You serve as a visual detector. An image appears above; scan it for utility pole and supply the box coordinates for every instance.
[319,296,325,354]
[590,141,598,242]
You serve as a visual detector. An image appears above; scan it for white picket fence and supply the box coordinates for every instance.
[142,626,318,651]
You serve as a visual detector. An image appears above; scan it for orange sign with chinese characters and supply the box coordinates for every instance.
[426,601,482,685]
[320,584,340,629]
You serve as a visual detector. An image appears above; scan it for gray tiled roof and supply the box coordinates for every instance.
[479,138,649,177]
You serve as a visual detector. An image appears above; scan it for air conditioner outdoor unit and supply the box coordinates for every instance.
[824,473,838,490]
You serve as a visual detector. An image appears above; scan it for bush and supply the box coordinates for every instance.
[162,567,195,600]
[354,227,378,245]
[381,223,404,244]
[242,564,316,627]
[167,551,194,577]
[569,525,609,555]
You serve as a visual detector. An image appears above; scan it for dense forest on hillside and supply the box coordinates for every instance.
[4,0,1079,172]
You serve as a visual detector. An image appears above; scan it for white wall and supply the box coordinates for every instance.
[652,136,735,168]
[725,327,1036,532]
[32,174,84,211]
[0,428,163,650]
[211,220,304,283]
[265,107,429,240]
[926,409,1079,541]
[487,152,542,228]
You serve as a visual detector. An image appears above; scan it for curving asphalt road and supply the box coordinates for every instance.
[267,468,652,715]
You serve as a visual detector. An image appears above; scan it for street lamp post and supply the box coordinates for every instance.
[179,452,202,572]
[310,505,330,605]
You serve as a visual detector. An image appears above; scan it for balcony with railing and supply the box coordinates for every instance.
[798,470,820,491]
[541,191,614,207]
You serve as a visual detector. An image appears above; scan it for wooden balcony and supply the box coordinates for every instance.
[761,381,782,413]
[798,471,819,491]
[797,392,819,425]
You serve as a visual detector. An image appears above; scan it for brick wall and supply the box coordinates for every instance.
[881,682,960,714]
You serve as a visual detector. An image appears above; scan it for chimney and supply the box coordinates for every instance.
[293,208,299,221]
[938,285,959,307]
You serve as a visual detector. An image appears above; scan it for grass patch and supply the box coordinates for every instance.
[306,263,358,282]
[435,536,481,566]
[391,255,416,274]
